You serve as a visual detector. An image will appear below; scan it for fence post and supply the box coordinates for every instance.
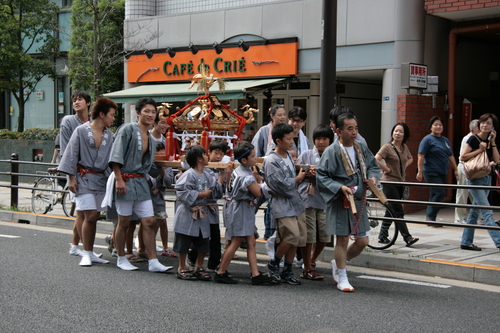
[11,153,18,207]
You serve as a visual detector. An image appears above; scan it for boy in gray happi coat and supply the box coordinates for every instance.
[58,97,116,267]
[107,97,171,273]
[173,145,225,280]
[263,123,307,285]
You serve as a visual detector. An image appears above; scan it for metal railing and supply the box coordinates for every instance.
[1,153,500,231]
[0,154,68,207]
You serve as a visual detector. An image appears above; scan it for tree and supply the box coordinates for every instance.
[68,0,124,98]
[68,0,160,100]
[0,0,60,132]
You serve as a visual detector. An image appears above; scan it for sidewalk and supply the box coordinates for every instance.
[2,181,500,285]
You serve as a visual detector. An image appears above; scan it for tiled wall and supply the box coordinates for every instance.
[425,0,500,14]
[126,0,280,18]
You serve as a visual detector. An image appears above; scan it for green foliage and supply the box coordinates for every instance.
[0,128,58,140]
[68,0,125,98]
[0,129,22,139]
[20,128,59,140]
[0,0,61,132]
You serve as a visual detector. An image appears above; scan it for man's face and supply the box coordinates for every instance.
[73,96,90,113]
[137,104,156,126]
[154,120,168,134]
[289,117,306,134]
[337,119,358,146]
[276,132,295,151]
[209,149,225,162]
[102,108,116,128]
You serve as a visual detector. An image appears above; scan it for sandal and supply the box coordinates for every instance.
[193,268,212,281]
[301,269,324,280]
[176,270,197,280]
[405,238,419,247]
[125,254,146,263]
[136,250,149,260]
[161,248,177,257]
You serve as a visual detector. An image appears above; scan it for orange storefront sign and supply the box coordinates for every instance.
[127,42,298,83]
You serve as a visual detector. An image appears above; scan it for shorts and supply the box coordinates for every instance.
[173,232,210,254]
[305,208,330,243]
[154,211,167,219]
[276,212,307,247]
[115,199,154,218]
[75,193,106,212]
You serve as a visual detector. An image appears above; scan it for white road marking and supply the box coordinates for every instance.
[358,275,451,288]
[0,234,21,238]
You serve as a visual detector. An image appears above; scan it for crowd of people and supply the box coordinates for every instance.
[58,90,499,292]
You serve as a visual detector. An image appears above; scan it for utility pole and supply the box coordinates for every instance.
[319,0,337,125]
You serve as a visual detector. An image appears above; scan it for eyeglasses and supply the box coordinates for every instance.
[290,118,304,124]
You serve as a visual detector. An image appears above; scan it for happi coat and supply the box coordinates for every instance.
[174,168,223,238]
[224,165,261,238]
[262,151,305,225]
[316,141,380,236]
[57,122,113,195]
[108,123,160,201]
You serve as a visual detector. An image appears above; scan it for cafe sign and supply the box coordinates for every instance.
[126,42,298,83]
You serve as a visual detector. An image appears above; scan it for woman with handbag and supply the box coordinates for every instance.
[375,122,419,246]
[416,116,458,225]
[460,113,500,251]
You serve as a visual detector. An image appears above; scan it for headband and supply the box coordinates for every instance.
[237,149,252,162]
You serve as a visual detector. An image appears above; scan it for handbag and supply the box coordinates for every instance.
[463,149,491,180]
[390,143,410,200]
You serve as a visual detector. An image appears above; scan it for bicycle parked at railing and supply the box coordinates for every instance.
[31,168,74,217]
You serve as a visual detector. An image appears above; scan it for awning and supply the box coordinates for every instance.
[103,78,286,103]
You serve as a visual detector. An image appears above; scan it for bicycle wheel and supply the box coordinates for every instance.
[31,177,55,214]
[367,200,398,250]
[62,191,75,217]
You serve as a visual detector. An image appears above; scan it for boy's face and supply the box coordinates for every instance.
[73,96,90,113]
[154,120,168,134]
[199,153,209,167]
[242,149,257,167]
[289,116,306,134]
[137,104,156,127]
[101,108,116,128]
[157,149,166,155]
[337,119,358,146]
[276,132,295,151]
[209,148,225,162]
[314,136,330,154]
[290,150,298,163]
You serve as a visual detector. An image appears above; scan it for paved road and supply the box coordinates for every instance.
[1,222,498,333]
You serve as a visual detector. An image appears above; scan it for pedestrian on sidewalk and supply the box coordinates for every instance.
[375,122,419,247]
[416,116,458,226]
[460,113,500,251]
[455,119,480,224]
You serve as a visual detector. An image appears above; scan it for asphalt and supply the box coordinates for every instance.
[2,180,500,286]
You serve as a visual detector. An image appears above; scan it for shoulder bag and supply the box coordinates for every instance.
[463,136,492,180]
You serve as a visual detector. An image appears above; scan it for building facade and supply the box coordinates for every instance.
[108,0,500,153]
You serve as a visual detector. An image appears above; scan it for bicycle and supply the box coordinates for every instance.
[31,167,75,217]
[366,191,398,250]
